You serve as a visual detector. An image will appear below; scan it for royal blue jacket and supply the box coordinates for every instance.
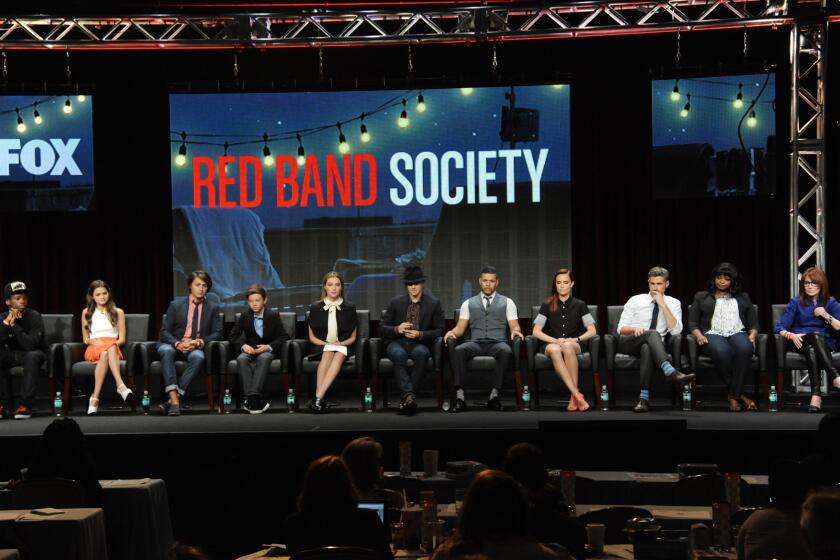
[774,296,840,350]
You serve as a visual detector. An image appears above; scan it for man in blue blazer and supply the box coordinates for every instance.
[380,266,445,415]
[157,270,223,416]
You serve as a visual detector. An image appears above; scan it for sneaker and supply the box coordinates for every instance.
[243,398,252,413]
[250,398,270,415]
[87,397,99,416]
[168,403,181,416]
[117,384,134,404]
[14,405,31,419]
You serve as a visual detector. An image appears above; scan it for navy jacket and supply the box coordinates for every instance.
[158,297,223,346]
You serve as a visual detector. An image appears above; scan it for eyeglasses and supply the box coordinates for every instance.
[803,281,819,287]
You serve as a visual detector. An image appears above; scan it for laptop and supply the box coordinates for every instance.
[358,501,385,522]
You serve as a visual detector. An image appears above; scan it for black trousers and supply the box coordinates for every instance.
[618,331,671,390]
[452,340,512,389]
[0,347,47,408]
[788,333,840,396]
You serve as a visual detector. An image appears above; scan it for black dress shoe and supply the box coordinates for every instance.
[633,398,649,413]
[309,398,324,414]
[808,404,822,413]
[453,398,467,413]
[398,394,418,416]
[670,371,696,384]
[486,396,504,411]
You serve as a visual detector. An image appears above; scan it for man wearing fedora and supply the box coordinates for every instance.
[0,281,47,419]
[380,266,445,415]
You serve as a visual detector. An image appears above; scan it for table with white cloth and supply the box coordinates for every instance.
[100,478,174,560]
[0,550,20,560]
[0,508,107,560]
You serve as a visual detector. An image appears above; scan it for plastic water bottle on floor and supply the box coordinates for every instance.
[54,392,63,416]
[287,388,296,413]
[769,386,778,412]
[521,385,531,410]
[142,391,151,414]
[364,387,374,412]
[682,385,692,411]
[600,385,609,411]
[223,389,232,414]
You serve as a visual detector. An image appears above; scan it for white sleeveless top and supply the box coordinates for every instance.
[89,309,118,340]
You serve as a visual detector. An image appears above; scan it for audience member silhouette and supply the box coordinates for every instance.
[342,436,405,520]
[800,488,840,560]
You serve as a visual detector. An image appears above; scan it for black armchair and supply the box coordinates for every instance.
[686,304,767,407]
[445,309,525,408]
[368,309,444,410]
[60,313,150,414]
[211,311,296,410]
[291,309,369,409]
[772,303,840,410]
[3,314,74,415]
[603,305,683,407]
[525,305,602,408]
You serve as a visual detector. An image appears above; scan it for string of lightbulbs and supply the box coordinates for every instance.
[663,79,773,127]
[3,95,88,133]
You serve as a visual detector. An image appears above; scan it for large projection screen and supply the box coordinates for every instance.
[169,85,571,318]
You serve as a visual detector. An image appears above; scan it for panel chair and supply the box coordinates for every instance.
[603,306,683,408]
[60,314,149,414]
[772,303,840,410]
[291,310,369,409]
[368,309,444,410]
[445,309,525,409]
[525,305,602,408]
[211,311,297,410]
[2,314,74,415]
[685,304,767,408]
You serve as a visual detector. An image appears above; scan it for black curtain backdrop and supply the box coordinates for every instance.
[0,25,836,334]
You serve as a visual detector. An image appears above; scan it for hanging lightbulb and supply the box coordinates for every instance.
[15,109,25,133]
[33,103,42,125]
[337,123,350,154]
[222,142,230,170]
[296,134,306,166]
[77,94,86,102]
[733,83,744,109]
[747,110,757,128]
[398,99,409,128]
[460,87,474,96]
[262,133,274,167]
[680,94,691,118]
[359,113,371,143]
[175,131,188,166]
[63,97,73,114]
[416,93,427,113]
[670,81,681,102]
[552,84,565,90]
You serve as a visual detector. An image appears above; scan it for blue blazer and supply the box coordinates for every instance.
[158,296,223,346]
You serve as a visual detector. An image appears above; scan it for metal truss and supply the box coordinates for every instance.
[0,0,791,49]
[789,22,827,295]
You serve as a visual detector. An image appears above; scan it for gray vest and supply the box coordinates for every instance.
[467,294,509,341]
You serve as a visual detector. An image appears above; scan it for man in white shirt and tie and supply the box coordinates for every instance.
[617,266,695,412]
[445,266,523,412]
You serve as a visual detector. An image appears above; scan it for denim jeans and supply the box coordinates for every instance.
[157,343,205,396]
[386,339,431,397]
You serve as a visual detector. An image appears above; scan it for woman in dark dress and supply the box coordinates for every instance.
[774,267,840,412]
[530,269,597,411]
[282,455,393,560]
[688,263,759,412]
[307,271,358,413]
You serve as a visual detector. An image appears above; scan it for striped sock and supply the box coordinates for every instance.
[661,361,675,376]
[456,388,465,400]
[640,389,650,401]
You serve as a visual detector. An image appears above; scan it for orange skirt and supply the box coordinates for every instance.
[85,338,123,363]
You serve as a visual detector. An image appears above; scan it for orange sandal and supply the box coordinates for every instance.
[575,392,590,412]
[567,396,579,411]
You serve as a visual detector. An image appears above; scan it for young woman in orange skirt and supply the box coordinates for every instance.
[82,280,133,415]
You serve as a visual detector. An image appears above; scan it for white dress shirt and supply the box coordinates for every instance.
[617,293,683,339]
[458,292,518,321]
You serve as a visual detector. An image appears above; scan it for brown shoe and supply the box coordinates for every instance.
[739,395,757,411]
[728,398,742,412]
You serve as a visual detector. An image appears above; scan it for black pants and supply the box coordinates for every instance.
[788,333,840,396]
[618,331,671,390]
[0,347,47,408]
[701,332,753,399]
[452,340,512,389]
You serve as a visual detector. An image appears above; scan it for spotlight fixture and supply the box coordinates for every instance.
[175,132,188,167]
[15,109,25,133]
[262,133,274,167]
[747,110,757,127]
[680,94,691,118]
[417,93,427,113]
[33,103,42,125]
[733,83,744,109]
[337,123,350,155]
[296,134,306,166]
[63,97,73,114]
[398,99,409,128]
[670,81,680,102]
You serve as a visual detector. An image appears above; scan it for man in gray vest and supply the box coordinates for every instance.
[445,266,523,412]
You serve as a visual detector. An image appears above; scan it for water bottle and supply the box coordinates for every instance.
[682,385,692,411]
[142,391,151,415]
[364,387,374,412]
[223,389,232,414]
[286,388,296,413]
[769,385,778,412]
[521,385,531,411]
[600,384,610,411]
[54,392,63,416]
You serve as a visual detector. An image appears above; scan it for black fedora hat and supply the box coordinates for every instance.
[403,266,426,285]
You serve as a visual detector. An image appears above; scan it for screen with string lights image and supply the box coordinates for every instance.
[169,85,570,317]
[0,95,94,211]
[651,73,776,199]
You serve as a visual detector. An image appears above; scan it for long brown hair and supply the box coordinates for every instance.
[800,267,831,306]
[84,280,118,328]
[320,271,345,300]
[546,268,573,314]
[297,455,358,513]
